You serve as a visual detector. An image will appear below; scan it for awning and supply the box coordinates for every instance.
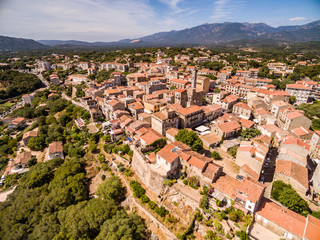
[126,136,132,142]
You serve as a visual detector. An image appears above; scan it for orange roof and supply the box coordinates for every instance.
[260,124,281,133]
[166,128,179,137]
[305,215,320,240]
[216,121,241,134]
[22,130,38,139]
[140,130,164,145]
[202,163,222,180]
[48,141,63,154]
[171,104,203,116]
[292,127,312,137]
[105,89,121,94]
[237,146,256,155]
[211,175,240,199]
[128,102,144,110]
[234,102,251,110]
[11,117,26,125]
[157,141,190,163]
[275,160,308,189]
[282,138,310,150]
[221,94,239,103]
[256,108,271,115]
[286,111,304,120]
[286,84,312,90]
[241,164,259,180]
[239,118,254,129]
[238,177,265,203]
[170,78,189,85]
[256,198,306,238]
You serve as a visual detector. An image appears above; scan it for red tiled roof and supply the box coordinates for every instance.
[239,118,254,129]
[48,141,63,154]
[211,175,240,199]
[170,78,189,85]
[234,102,251,110]
[305,215,320,240]
[140,130,164,145]
[282,138,310,150]
[286,84,312,90]
[256,198,306,238]
[238,177,265,203]
[215,121,241,133]
[157,141,190,163]
[275,160,308,189]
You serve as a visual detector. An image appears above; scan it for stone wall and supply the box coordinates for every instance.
[131,148,166,195]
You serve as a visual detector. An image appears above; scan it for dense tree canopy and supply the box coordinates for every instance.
[175,129,203,152]
[0,70,42,99]
[271,180,309,216]
[0,158,147,240]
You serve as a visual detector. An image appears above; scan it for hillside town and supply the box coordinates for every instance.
[1,47,320,240]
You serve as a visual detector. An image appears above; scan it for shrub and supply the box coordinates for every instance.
[214,219,222,231]
[148,200,157,210]
[235,231,250,240]
[130,180,145,198]
[97,154,106,163]
[101,174,106,181]
[211,151,221,160]
[228,211,238,222]
[216,199,221,207]
[155,206,168,217]
[200,195,209,210]
[140,194,150,204]
[123,168,132,176]
[101,163,108,171]
[163,179,174,186]
[183,179,188,185]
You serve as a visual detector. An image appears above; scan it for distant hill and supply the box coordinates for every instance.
[131,20,320,45]
[0,36,48,51]
[2,20,320,51]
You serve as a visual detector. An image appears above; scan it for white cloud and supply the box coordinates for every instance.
[159,0,183,11]
[0,0,160,41]
[289,17,307,22]
[210,0,244,21]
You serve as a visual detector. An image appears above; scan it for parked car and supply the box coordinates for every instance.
[259,175,265,183]
[236,175,244,180]
[263,162,269,168]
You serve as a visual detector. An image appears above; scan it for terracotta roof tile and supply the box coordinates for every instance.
[256,198,306,238]
[275,160,308,189]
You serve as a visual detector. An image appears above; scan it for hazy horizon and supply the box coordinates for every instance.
[0,0,319,42]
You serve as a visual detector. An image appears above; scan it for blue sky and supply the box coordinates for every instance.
[0,0,319,42]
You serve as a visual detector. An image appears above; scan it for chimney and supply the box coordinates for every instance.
[192,68,197,89]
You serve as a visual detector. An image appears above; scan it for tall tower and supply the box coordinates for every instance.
[192,68,197,89]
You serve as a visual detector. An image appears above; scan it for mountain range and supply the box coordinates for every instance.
[1,20,320,51]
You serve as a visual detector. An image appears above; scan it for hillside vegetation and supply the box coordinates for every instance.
[0,70,42,100]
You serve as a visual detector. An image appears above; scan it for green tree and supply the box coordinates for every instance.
[240,128,261,139]
[211,151,221,160]
[289,96,296,104]
[96,210,146,240]
[27,136,46,151]
[96,176,126,202]
[200,195,209,210]
[228,146,238,158]
[130,180,146,198]
[175,129,203,152]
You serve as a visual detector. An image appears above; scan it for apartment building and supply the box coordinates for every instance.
[285,84,312,104]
